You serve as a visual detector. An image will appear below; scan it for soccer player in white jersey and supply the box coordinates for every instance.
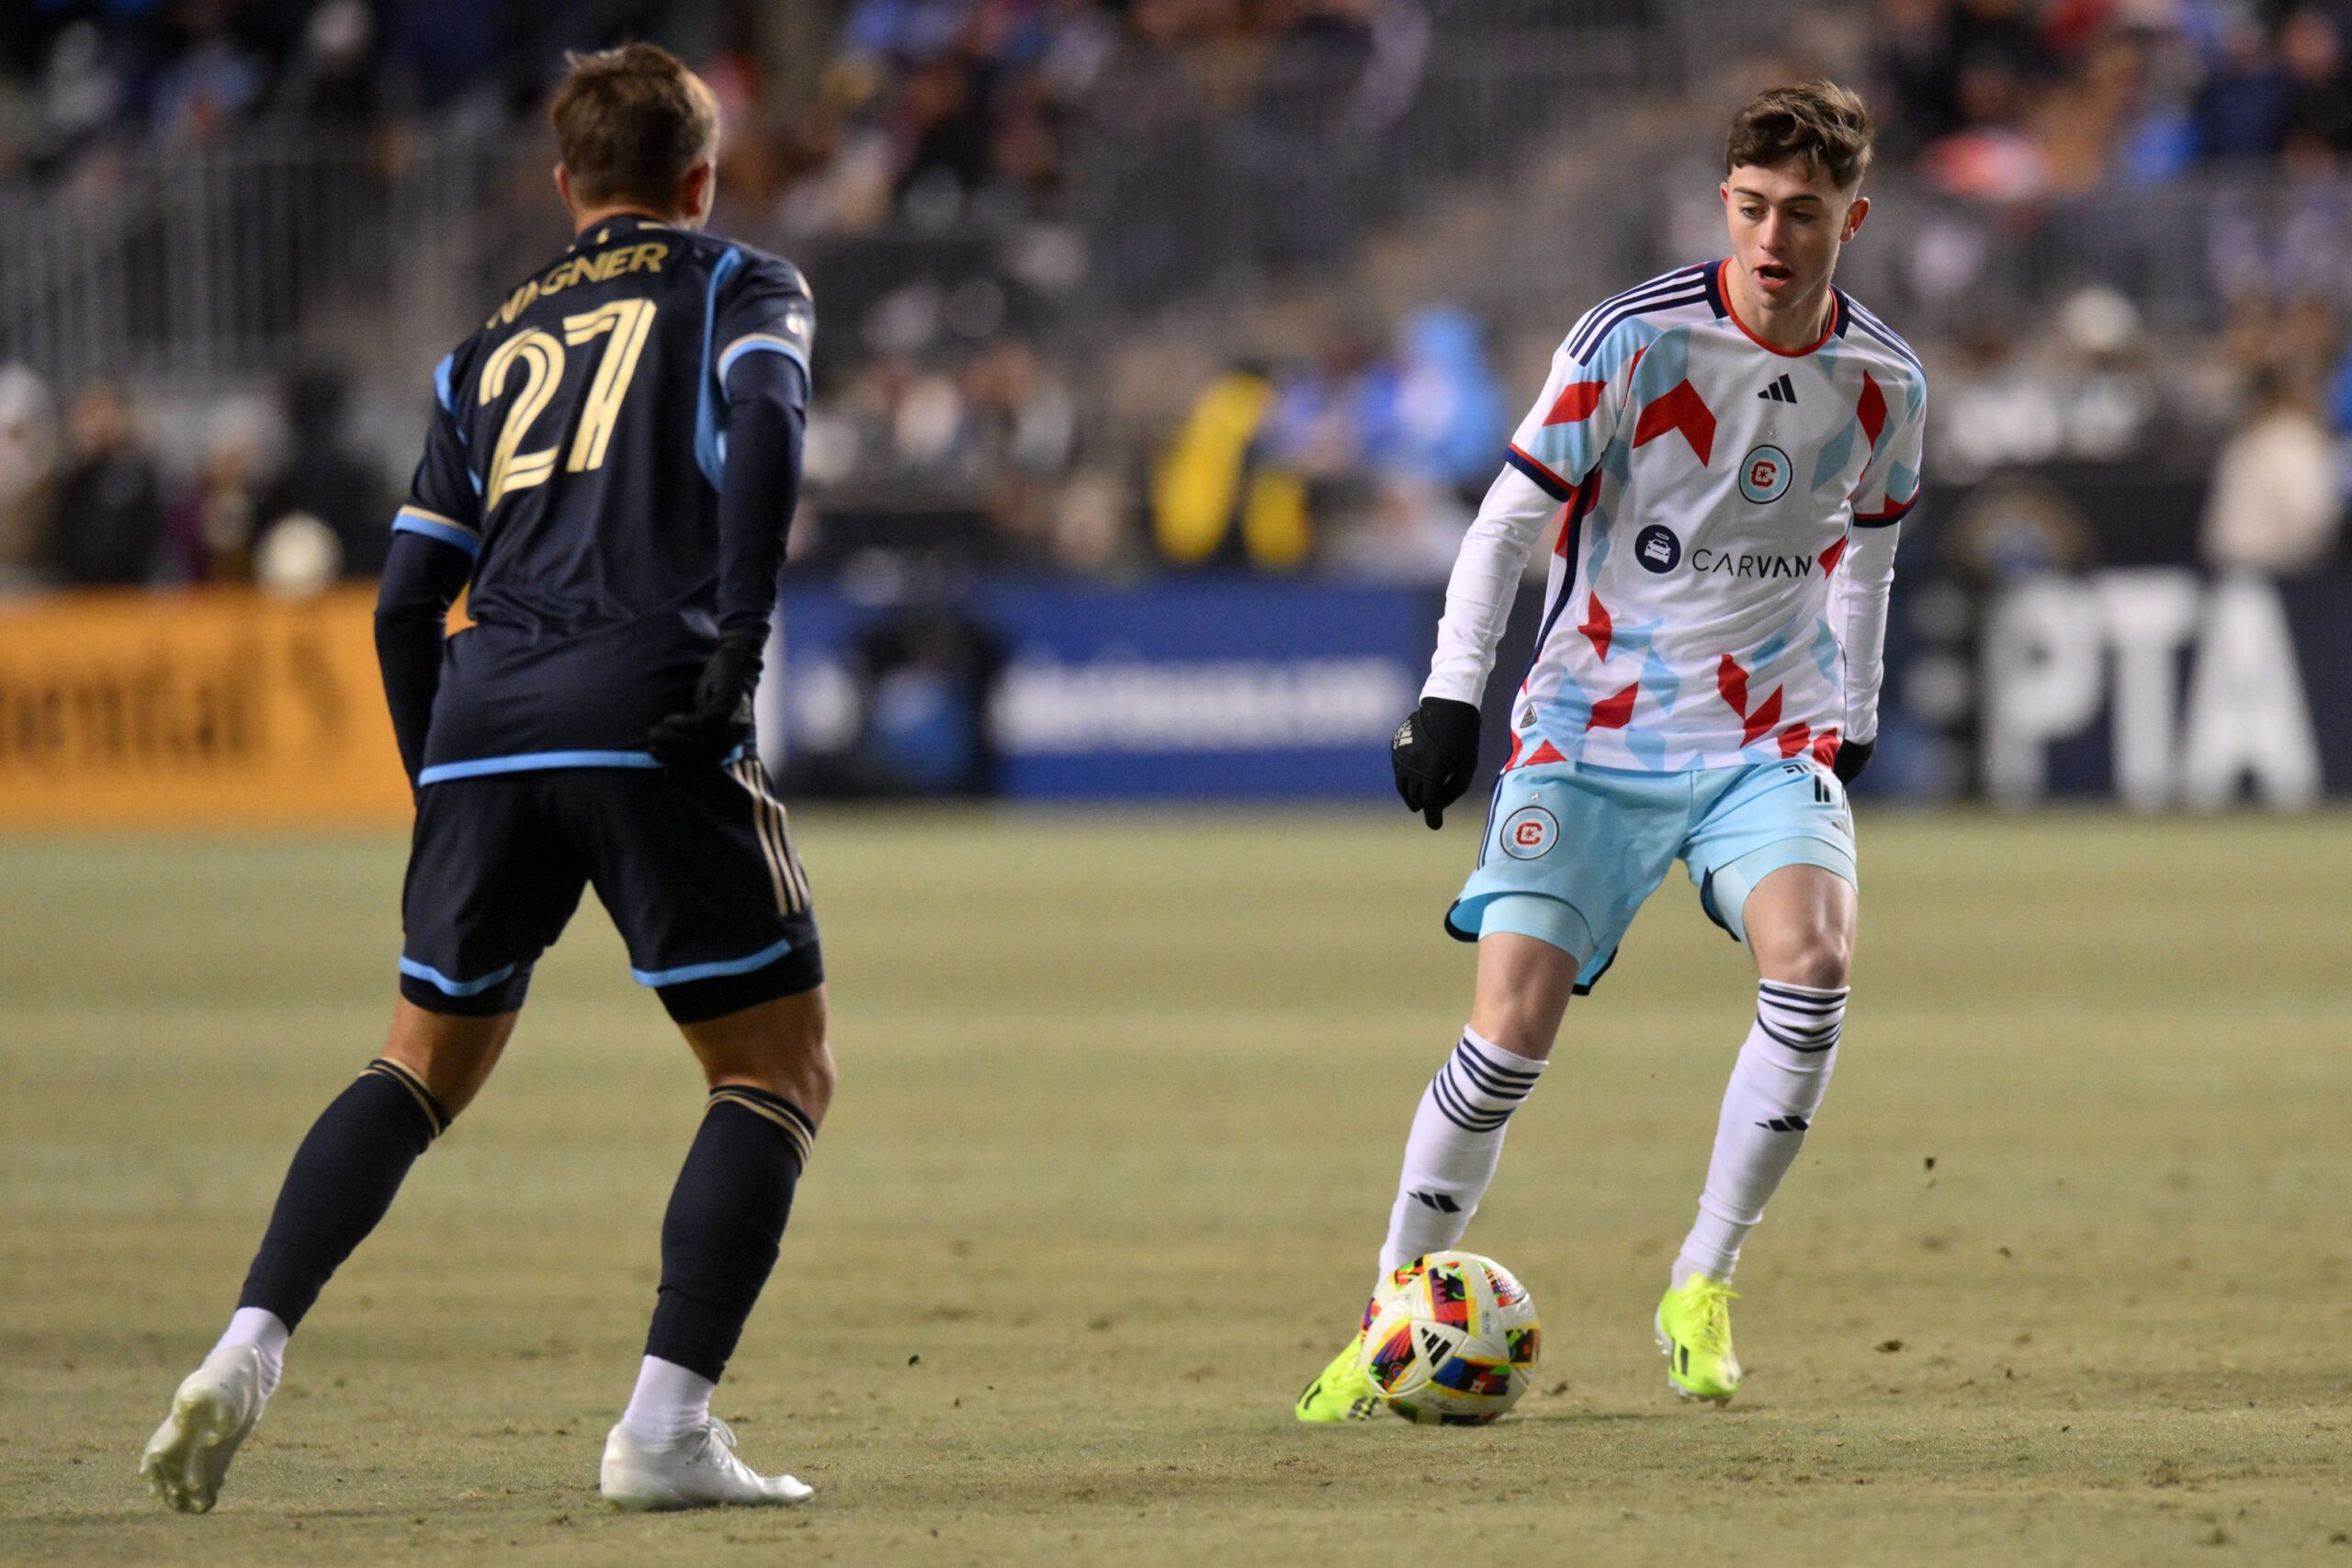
[1296,82,1924,1417]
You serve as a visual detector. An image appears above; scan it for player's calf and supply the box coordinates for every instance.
[1674,978,1846,1287]
[142,1035,476,1513]
[607,989,831,1506]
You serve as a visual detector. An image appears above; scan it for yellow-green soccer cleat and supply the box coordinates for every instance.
[1293,1316,1381,1423]
[1655,1274,1743,1404]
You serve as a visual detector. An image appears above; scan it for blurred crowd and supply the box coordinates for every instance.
[3,0,1420,231]
[5,0,2351,595]
[0,366,391,592]
[1876,0,2352,197]
[0,0,544,181]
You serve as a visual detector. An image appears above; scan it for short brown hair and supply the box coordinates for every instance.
[1724,81,1874,191]
[549,42,720,209]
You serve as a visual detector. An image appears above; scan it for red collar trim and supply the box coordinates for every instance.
[1718,260,1838,357]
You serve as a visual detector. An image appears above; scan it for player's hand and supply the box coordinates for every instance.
[648,631,764,767]
[1391,697,1481,829]
[1831,737,1874,785]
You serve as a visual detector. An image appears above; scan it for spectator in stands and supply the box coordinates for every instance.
[1153,360,1311,571]
[151,0,268,142]
[48,382,164,587]
[1877,0,2054,156]
[2278,6,2352,164]
[1387,306,1506,498]
[254,368,390,579]
[2191,11,2290,160]
[2202,367,2343,575]
[1264,321,1394,486]
[0,364,58,581]
[167,412,265,584]
[959,335,1079,557]
[278,0,380,129]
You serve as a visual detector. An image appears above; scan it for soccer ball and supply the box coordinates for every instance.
[1355,1251,1541,1425]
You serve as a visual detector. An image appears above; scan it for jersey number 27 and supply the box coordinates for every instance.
[478,299,658,510]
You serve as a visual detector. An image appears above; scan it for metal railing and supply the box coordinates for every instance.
[0,136,552,393]
[6,4,2339,412]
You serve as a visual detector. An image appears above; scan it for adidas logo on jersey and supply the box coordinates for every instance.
[1757,374,1797,403]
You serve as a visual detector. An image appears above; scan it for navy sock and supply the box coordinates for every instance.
[237,1060,449,1330]
[644,1086,814,1382]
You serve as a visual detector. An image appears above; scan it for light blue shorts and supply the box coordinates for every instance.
[1446,757,1857,992]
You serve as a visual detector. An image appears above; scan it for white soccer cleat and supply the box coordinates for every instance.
[599,1417,814,1511]
[141,1345,267,1513]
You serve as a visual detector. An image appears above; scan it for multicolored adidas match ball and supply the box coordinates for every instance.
[1354,1251,1541,1425]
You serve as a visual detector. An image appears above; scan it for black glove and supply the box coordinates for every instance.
[1391,697,1482,829]
[1831,737,1874,786]
[648,630,764,767]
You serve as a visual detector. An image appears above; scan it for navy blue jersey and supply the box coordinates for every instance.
[392,214,812,781]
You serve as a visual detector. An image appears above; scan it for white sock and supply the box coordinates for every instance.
[212,1306,288,1401]
[1378,1028,1548,1277]
[620,1356,718,1445]
[1673,979,1847,1287]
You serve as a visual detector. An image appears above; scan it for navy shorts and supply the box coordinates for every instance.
[398,757,822,1024]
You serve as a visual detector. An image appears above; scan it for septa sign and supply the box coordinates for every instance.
[1981,570,2339,807]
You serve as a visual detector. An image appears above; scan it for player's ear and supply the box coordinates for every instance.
[1841,194,1870,243]
[553,164,574,218]
[680,161,716,228]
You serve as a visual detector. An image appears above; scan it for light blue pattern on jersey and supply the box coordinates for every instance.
[1446,757,1857,990]
[692,246,745,487]
[1811,418,1860,492]
[1809,616,1842,682]
[1520,310,1675,488]
[1627,322,1692,402]
[1629,640,1681,773]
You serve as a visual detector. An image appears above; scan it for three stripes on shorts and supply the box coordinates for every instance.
[729,756,811,916]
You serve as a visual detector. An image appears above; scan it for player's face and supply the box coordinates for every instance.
[1720,161,1867,310]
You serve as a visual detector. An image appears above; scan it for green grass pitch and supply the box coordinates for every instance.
[3,808,2348,1565]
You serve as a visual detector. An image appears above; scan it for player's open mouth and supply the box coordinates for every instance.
[1755,264,1792,285]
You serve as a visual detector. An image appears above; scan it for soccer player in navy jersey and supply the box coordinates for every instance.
[143,44,829,1512]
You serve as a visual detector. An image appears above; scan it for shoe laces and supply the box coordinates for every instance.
[682,1416,742,1469]
[1681,1279,1739,1355]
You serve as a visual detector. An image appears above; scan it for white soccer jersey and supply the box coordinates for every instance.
[1425,260,1926,773]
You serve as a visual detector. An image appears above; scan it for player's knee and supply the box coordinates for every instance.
[1770,931,1851,991]
[786,1034,836,1123]
[686,988,833,1122]
[1467,998,1560,1062]
[384,1001,517,1119]
[727,1038,831,1125]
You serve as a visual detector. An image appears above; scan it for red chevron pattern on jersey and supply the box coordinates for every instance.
[1771,723,1844,764]
[1631,379,1717,464]
[1579,592,1613,660]
[1486,263,1925,771]
[1715,653,1787,747]
[1544,378,1607,425]
[1857,370,1887,449]
[1586,681,1640,731]
[1716,652,1750,719]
